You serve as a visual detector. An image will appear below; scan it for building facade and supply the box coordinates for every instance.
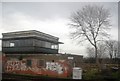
[2,30,63,54]
[2,30,83,78]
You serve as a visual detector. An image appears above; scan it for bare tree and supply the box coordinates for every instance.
[86,46,95,58]
[97,42,108,58]
[69,5,111,64]
[113,41,118,59]
[118,41,120,58]
[87,42,108,59]
[105,40,118,61]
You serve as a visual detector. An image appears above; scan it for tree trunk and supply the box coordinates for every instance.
[94,45,101,71]
[95,46,99,64]
[110,52,113,63]
[114,52,117,63]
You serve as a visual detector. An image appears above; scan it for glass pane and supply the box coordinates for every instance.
[3,41,10,47]
[51,44,58,49]
[10,43,15,47]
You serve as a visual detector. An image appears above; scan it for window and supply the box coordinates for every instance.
[54,45,58,49]
[26,60,32,67]
[68,57,74,60]
[40,41,52,48]
[2,41,15,47]
[51,44,58,49]
[2,41,10,47]
[41,41,45,47]
[10,43,15,47]
[38,59,45,67]
[45,42,51,48]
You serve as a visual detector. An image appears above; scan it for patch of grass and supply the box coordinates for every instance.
[111,71,120,80]
[83,68,100,80]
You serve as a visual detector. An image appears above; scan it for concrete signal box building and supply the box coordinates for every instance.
[2,30,83,78]
[2,30,63,54]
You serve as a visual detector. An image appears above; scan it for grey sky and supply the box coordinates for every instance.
[0,2,118,56]
[1,0,120,2]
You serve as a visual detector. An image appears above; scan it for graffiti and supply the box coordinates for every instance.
[6,61,26,71]
[46,62,63,74]
[6,60,42,73]
[20,62,27,71]
[5,59,69,77]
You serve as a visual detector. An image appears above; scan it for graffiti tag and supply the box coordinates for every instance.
[46,62,63,74]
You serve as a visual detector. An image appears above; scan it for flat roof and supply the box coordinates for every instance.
[2,30,58,39]
[2,30,64,44]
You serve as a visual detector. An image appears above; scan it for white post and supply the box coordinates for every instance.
[73,67,82,79]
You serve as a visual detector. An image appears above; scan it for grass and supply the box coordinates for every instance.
[82,64,120,81]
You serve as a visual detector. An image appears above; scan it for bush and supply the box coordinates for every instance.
[83,68,100,80]
[111,71,120,80]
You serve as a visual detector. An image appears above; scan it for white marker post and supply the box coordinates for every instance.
[73,67,82,79]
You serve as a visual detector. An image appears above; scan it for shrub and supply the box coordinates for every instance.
[83,68,100,80]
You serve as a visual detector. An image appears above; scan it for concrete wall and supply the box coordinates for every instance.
[3,54,83,78]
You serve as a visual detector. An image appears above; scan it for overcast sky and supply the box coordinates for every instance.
[0,1,119,56]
